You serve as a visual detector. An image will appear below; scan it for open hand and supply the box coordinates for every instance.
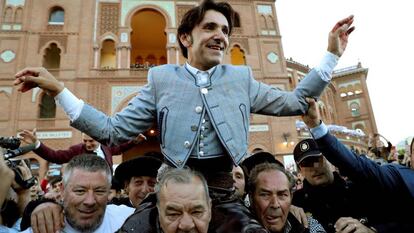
[328,15,355,57]
[20,128,38,144]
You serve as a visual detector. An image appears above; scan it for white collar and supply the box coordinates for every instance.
[185,62,216,76]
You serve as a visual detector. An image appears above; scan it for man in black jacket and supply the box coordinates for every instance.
[291,139,373,233]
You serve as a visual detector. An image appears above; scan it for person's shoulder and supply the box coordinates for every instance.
[219,65,252,78]
[220,64,250,71]
[106,204,135,219]
[307,215,327,232]
[292,187,308,204]
[149,64,180,73]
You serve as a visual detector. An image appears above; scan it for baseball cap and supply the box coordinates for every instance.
[293,139,322,165]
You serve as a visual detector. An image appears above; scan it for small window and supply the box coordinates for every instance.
[42,43,61,69]
[39,93,56,118]
[350,102,360,117]
[230,45,246,65]
[49,7,64,24]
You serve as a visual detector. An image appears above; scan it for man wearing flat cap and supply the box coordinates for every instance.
[292,138,367,233]
[113,156,162,208]
[241,151,284,177]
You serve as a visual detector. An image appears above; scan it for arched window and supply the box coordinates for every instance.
[266,15,275,29]
[135,56,143,65]
[42,43,61,69]
[49,7,64,24]
[159,56,167,65]
[4,7,13,23]
[230,45,246,65]
[145,54,156,66]
[260,15,267,30]
[100,39,116,69]
[15,7,23,23]
[130,9,167,67]
[350,102,360,117]
[39,93,56,118]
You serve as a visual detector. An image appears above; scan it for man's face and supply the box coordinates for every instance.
[251,170,291,233]
[82,134,99,152]
[232,166,246,198]
[63,168,109,232]
[158,177,212,233]
[299,156,334,186]
[126,176,156,207]
[181,10,229,71]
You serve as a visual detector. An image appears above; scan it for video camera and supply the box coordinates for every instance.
[0,136,21,150]
[1,136,36,189]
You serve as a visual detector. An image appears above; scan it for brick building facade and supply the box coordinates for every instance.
[0,0,377,176]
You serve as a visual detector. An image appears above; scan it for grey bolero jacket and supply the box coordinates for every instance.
[71,64,328,167]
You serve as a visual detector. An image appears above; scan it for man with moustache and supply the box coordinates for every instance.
[248,162,326,233]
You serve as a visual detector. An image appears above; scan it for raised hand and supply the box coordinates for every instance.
[328,15,355,57]
[14,67,64,97]
[20,128,38,144]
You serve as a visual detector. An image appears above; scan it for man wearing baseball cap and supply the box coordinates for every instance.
[292,138,368,233]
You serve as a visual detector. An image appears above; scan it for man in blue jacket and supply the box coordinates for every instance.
[302,98,414,233]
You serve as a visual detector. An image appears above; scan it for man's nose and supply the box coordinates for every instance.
[213,29,226,41]
[142,182,154,194]
[178,213,195,231]
[269,195,281,208]
[83,190,97,205]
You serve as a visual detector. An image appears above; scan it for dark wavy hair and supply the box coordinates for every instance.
[177,0,235,58]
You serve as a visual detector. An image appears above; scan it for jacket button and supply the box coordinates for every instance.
[184,141,191,148]
[191,125,198,131]
[199,142,204,147]
[201,88,208,94]
[199,151,204,156]
[177,160,183,165]
[195,106,202,113]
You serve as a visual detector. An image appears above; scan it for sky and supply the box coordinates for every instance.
[275,0,414,146]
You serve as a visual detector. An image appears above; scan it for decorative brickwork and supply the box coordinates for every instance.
[229,37,249,54]
[250,132,272,150]
[38,35,67,53]
[100,3,119,36]
[88,82,108,112]
[176,5,194,25]
[47,24,63,31]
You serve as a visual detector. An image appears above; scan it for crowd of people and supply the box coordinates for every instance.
[1,0,413,232]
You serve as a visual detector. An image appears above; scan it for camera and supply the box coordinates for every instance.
[1,136,35,189]
[0,136,21,150]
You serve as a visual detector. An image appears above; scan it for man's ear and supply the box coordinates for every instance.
[249,194,253,208]
[124,181,130,193]
[179,34,192,47]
